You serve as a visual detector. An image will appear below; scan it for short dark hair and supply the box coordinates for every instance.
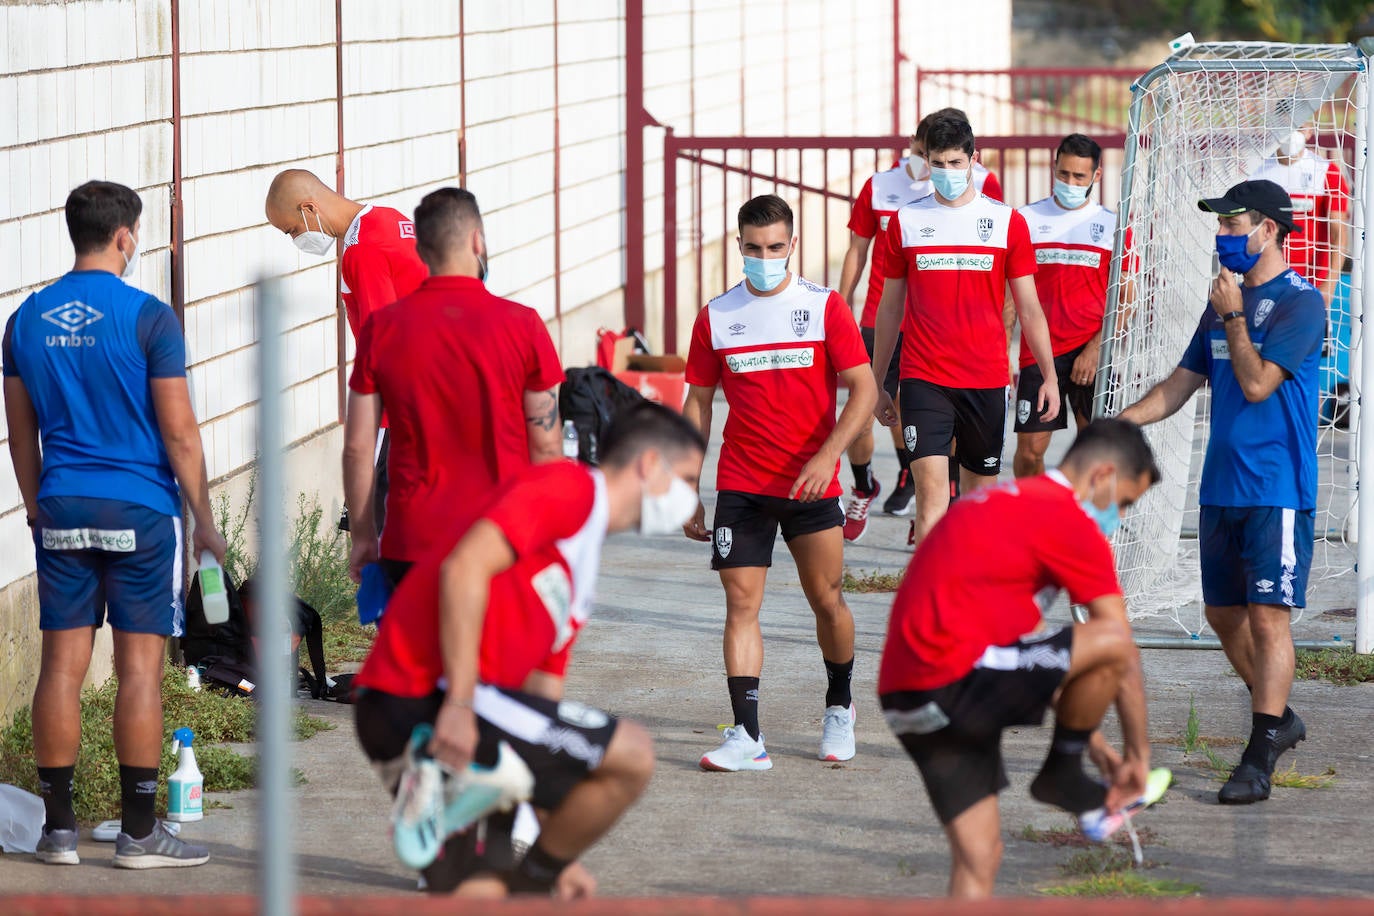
[737,194,793,237]
[923,116,975,158]
[65,181,142,255]
[1056,133,1102,171]
[413,187,482,264]
[1245,209,1291,246]
[599,401,707,470]
[916,107,971,142]
[1063,418,1161,485]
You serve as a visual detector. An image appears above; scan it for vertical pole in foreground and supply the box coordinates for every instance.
[623,0,646,334]
[1356,57,1374,654]
[256,278,297,914]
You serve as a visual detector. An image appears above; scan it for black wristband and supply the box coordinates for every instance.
[1223,310,1245,323]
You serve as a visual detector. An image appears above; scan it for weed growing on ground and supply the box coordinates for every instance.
[1018,824,1161,849]
[1182,694,1199,754]
[1039,843,1198,897]
[1294,648,1374,686]
[213,473,257,585]
[842,568,903,593]
[0,667,329,823]
[1180,707,1335,788]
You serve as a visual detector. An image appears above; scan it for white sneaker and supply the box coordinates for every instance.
[700,725,772,771]
[819,703,857,761]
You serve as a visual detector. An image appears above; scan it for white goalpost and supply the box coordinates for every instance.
[1094,37,1373,651]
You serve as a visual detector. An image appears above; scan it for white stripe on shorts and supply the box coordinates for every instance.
[473,684,553,743]
[170,516,185,637]
[1280,508,1296,569]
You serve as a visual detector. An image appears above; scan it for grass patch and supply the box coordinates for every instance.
[1294,648,1374,686]
[842,568,903,593]
[1042,873,1202,898]
[1018,824,1160,849]
[1180,706,1335,789]
[0,667,330,823]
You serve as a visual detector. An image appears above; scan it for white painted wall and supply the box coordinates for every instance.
[0,0,1011,711]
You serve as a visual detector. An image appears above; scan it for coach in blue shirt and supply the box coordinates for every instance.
[1121,179,1324,806]
[3,181,225,867]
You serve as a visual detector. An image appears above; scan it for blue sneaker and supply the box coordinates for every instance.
[35,827,79,865]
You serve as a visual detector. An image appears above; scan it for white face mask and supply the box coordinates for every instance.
[640,472,698,536]
[908,154,929,182]
[1277,131,1306,158]
[121,232,141,280]
[293,208,335,256]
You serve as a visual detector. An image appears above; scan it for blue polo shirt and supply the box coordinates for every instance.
[1179,268,1324,511]
[3,270,186,517]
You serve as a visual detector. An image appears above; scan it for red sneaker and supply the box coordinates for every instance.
[842,480,880,543]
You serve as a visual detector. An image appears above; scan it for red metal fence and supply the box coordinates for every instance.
[915,67,1139,137]
[659,131,1128,353]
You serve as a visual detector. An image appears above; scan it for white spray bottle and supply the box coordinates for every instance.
[166,727,204,822]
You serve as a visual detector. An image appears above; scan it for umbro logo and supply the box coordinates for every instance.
[1256,579,1275,593]
[398,221,416,239]
[729,323,746,335]
[983,457,998,467]
[919,226,936,237]
[42,301,104,334]
[1038,224,1052,233]
[885,193,900,204]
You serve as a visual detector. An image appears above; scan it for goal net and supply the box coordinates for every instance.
[1093,40,1370,636]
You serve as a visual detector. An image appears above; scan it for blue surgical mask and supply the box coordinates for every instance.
[1215,224,1265,275]
[1081,473,1120,538]
[742,255,789,292]
[1053,179,1092,209]
[930,165,970,201]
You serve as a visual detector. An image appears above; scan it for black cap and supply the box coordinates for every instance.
[1198,179,1301,234]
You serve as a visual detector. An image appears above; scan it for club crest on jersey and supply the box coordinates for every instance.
[790,309,810,338]
[715,527,733,558]
[1090,223,1105,243]
[1255,298,1276,326]
[903,425,919,452]
[977,217,994,242]
[1017,399,1031,425]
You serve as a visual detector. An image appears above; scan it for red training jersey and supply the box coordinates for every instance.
[355,462,608,697]
[349,275,564,562]
[1016,198,1119,368]
[880,193,1037,388]
[1248,152,1350,288]
[973,161,1003,202]
[340,205,429,340]
[685,275,868,499]
[878,471,1122,694]
[847,159,931,328]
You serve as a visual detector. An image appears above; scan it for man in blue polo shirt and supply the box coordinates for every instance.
[1121,179,1324,805]
[3,181,225,866]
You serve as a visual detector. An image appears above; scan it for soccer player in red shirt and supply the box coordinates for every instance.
[682,195,878,770]
[353,403,706,897]
[879,419,1159,899]
[265,168,429,533]
[343,188,565,587]
[1013,134,1121,477]
[872,116,1061,550]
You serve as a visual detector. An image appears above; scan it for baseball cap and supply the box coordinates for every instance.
[1198,179,1301,234]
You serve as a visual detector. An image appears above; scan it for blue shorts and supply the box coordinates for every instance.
[34,496,185,635]
[1199,505,1313,609]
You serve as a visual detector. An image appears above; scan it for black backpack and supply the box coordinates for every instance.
[184,572,340,701]
[558,367,646,465]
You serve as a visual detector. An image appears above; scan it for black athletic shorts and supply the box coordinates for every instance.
[898,378,1006,476]
[354,684,619,892]
[1014,343,1096,433]
[880,626,1073,825]
[711,490,844,569]
[861,327,902,399]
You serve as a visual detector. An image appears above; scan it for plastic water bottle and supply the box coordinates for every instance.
[198,550,229,625]
[562,420,580,459]
[167,728,204,822]
[186,665,202,692]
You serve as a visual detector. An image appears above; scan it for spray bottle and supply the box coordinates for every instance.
[166,727,204,822]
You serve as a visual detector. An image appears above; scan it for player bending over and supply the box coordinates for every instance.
[878,418,1164,899]
[352,403,705,897]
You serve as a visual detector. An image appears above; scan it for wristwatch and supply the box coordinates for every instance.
[1223,311,1245,323]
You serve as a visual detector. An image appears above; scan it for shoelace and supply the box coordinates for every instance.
[845,492,874,520]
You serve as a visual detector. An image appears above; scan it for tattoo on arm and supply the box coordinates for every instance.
[527,391,559,431]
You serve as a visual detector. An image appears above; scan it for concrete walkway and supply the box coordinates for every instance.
[2,397,1370,898]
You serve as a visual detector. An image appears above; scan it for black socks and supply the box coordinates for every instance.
[824,658,854,709]
[1242,711,1285,769]
[1030,724,1106,814]
[727,676,761,741]
[119,764,159,839]
[896,448,916,475]
[851,462,875,494]
[506,841,572,895]
[37,765,76,832]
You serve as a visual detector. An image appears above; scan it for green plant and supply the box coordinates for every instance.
[0,667,330,823]
[1182,694,1199,755]
[842,568,903,593]
[1041,873,1202,897]
[212,473,257,585]
[1294,648,1374,686]
[287,492,356,624]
